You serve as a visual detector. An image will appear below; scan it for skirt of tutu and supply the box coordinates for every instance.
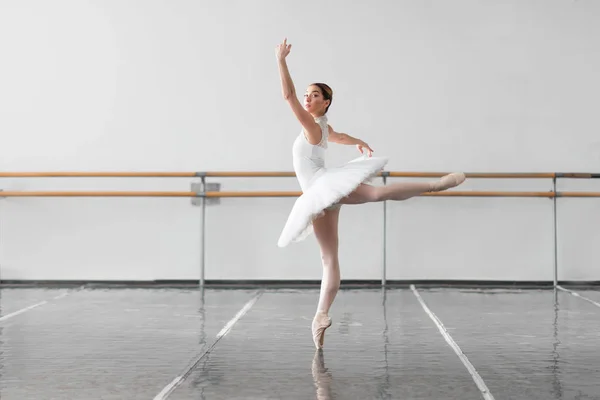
[277,155,389,247]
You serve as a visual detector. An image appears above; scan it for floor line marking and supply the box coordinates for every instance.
[153,290,263,400]
[0,286,84,323]
[410,284,495,400]
[556,285,600,308]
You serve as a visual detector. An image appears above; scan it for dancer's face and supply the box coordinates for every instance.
[303,85,330,116]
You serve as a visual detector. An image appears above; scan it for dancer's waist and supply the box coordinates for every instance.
[293,159,326,190]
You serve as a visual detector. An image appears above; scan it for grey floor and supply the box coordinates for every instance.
[0,285,599,399]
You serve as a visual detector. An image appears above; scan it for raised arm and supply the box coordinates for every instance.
[276,39,322,145]
[328,125,374,157]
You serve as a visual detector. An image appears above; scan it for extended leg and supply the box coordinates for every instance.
[341,172,465,204]
[311,206,341,349]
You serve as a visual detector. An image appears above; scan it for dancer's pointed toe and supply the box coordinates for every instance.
[312,312,332,349]
[430,172,466,192]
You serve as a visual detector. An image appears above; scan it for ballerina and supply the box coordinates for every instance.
[275,38,465,349]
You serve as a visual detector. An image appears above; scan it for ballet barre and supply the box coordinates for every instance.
[1,170,599,288]
[0,172,198,178]
[0,190,600,198]
[204,171,600,179]
[0,171,599,178]
[0,191,197,197]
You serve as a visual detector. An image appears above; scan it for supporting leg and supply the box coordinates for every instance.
[311,207,341,349]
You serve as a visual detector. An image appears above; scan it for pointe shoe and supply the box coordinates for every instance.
[429,172,466,192]
[312,312,332,349]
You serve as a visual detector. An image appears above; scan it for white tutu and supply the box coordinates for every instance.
[277,154,389,247]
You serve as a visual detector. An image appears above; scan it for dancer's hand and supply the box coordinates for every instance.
[276,38,292,61]
[357,141,373,157]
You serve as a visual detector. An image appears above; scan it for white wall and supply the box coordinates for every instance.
[0,0,599,282]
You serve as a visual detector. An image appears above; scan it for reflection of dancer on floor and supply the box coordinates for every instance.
[312,349,333,400]
[275,39,466,349]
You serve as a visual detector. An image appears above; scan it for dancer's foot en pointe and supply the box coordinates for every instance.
[312,311,332,349]
[429,172,466,192]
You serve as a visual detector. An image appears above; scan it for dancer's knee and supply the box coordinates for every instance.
[367,187,385,202]
[320,253,339,269]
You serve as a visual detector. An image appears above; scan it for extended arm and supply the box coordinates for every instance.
[276,39,322,145]
[328,125,374,156]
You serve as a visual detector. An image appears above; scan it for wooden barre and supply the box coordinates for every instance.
[0,171,599,178]
[0,172,198,178]
[387,172,559,179]
[204,190,600,198]
[557,192,600,197]
[204,172,596,179]
[206,172,561,179]
[205,171,296,178]
[2,190,600,198]
[206,191,558,198]
[0,191,196,197]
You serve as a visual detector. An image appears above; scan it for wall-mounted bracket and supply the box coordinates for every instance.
[191,181,220,206]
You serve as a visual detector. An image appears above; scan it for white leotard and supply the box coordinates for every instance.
[292,115,329,191]
[278,113,388,247]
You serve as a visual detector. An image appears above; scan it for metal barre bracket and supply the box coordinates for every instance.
[191,181,220,206]
[0,189,4,199]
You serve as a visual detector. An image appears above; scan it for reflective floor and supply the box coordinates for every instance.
[0,285,599,399]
